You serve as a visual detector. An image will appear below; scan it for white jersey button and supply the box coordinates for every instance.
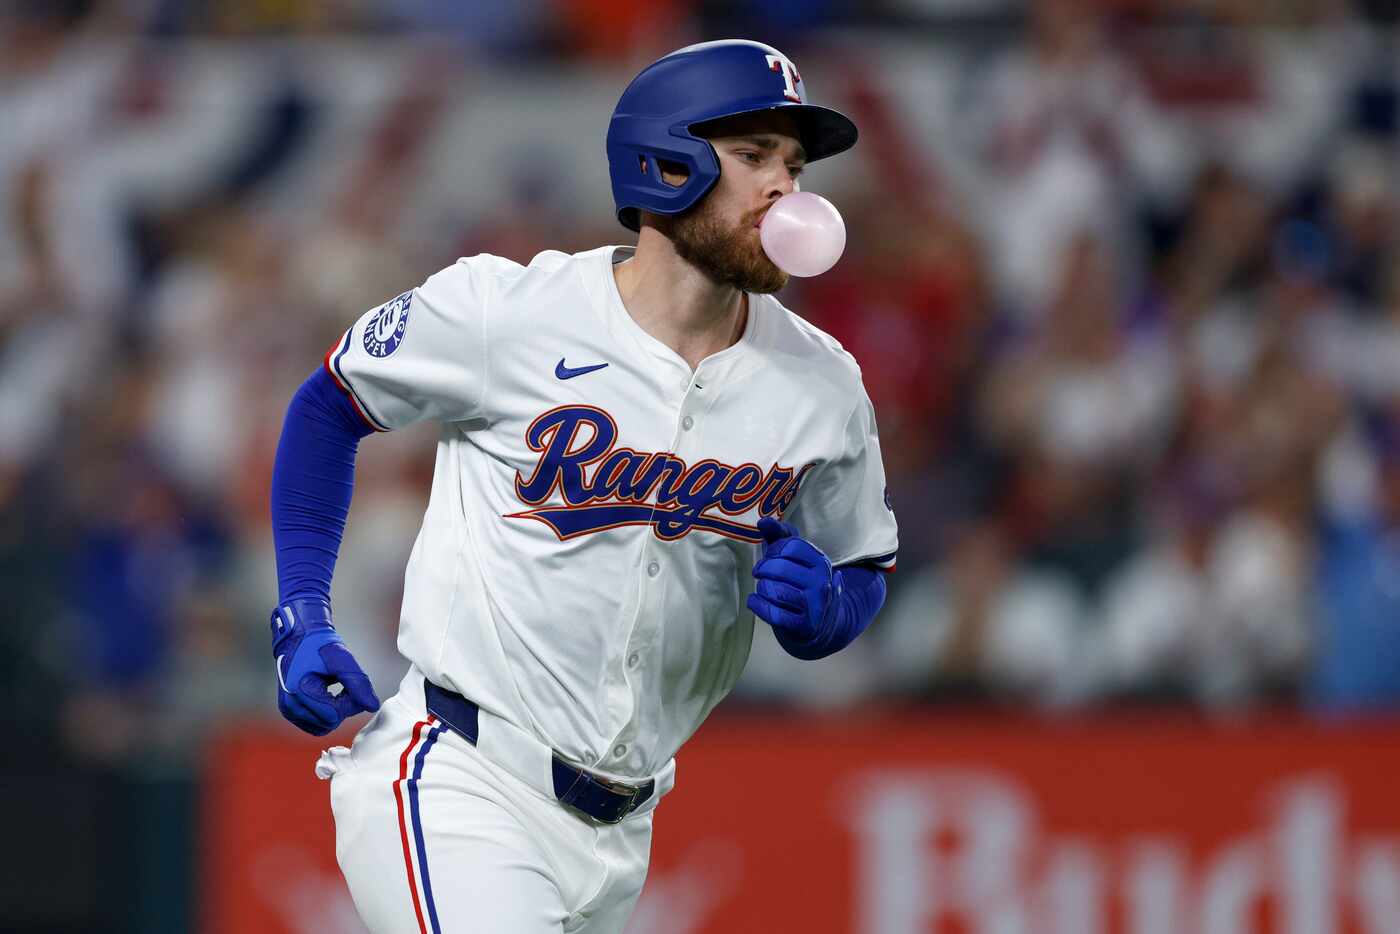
[627,652,640,668]
[646,561,660,577]
[681,415,694,431]
[613,744,627,758]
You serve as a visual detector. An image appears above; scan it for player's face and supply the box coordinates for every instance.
[664,112,806,294]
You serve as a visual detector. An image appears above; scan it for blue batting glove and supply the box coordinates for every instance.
[746,517,838,641]
[270,597,381,736]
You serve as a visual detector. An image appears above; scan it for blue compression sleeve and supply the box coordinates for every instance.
[271,368,374,604]
[773,564,887,661]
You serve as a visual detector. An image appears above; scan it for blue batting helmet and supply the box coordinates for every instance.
[606,40,858,232]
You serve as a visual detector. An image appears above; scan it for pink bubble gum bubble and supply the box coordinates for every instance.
[759,191,847,278]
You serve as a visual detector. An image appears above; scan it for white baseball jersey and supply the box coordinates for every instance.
[326,244,898,779]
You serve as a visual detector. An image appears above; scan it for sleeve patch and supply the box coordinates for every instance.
[362,291,412,358]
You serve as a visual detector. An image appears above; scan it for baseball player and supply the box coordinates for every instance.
[268,39,897,932]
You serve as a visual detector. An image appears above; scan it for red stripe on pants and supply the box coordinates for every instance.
[395,718,431,934]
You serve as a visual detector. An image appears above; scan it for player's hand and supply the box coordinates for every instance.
[270,598,381,736]
[746,517,837,641]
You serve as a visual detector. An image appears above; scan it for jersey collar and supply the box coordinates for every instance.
[586,245,761,378]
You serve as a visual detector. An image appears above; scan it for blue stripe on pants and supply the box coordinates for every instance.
[409,722,445,934]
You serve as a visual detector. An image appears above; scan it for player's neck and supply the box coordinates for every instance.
[614,231,748,372]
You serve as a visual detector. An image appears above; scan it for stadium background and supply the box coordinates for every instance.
[5,1,1400,931]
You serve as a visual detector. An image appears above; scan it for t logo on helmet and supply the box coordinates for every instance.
[765,54,802,103]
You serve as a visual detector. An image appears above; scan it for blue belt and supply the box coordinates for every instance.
[424,680,655,825]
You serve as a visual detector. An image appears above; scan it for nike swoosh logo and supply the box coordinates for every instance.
[555,358,609,380]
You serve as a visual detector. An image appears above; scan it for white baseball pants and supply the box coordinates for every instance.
[318,668,658,933]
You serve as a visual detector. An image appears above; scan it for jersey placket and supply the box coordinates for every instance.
[602,363,709,774]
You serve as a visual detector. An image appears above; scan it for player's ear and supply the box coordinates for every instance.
[657,158,688,188]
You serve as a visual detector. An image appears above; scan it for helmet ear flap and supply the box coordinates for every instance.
[610,131,721,232]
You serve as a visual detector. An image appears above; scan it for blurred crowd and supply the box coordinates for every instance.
[5,0,1400,768]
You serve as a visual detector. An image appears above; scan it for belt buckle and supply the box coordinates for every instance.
[596,776,642,823]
